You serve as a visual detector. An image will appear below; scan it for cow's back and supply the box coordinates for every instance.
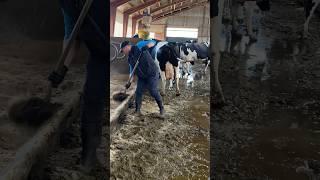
[156,42,179,71]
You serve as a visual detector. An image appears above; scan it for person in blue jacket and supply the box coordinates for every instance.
[47,0,107,174]
[120,41,165,119]
[132,34,159,57]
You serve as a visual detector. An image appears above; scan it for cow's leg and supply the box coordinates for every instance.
[160,71,166,96]
[225,25,232,53]
[187,62,191,77]
[304,0,320,38]
[183,62,188,79]
[245,1,256,41]
[169,79,173,90]
[211,0,225,103]
[174,65,181,96]
[204,60,210,73]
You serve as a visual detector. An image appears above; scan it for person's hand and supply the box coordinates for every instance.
[141,46,148,51]
[125,82,131,89]
[132,75,137,82]
[48,65,68,88]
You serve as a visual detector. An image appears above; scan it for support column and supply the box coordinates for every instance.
[123,13,129,37]
[110,5,117,37]
[132,18,137,35]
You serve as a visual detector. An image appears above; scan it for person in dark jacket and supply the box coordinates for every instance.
[48,0,107,174]
[120,41,165,118]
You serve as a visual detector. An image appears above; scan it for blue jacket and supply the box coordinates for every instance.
[136,40,157,50]
[128,46,159,79]
[136,40,158,58]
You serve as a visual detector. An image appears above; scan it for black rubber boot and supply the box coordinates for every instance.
[80,123,101,174]
[134,107,143,117]
[159,106,165,119]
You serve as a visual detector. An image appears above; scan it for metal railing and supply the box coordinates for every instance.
[110,41,126,62]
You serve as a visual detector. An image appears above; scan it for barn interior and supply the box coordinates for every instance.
[110,0,210,179]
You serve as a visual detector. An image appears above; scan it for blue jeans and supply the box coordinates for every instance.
[135,76,164,112]
[59,0,107,162]
[61,8,74,39]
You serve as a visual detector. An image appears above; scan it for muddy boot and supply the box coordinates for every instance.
[158,107,165,119]
[80,124,101,174]
[134,110,143,117]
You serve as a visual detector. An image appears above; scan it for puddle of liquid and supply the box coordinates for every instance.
[170,96,210,179]
[188,97,210,130]
[239,124,320,179]
[234,27,320,179]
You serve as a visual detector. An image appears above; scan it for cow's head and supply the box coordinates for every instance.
[187,48,198,61]
[179,45,195,62]
[204,42,210,48]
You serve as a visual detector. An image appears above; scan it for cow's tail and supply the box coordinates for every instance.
[167,45,183,61]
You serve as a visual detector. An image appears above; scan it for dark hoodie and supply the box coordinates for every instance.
[128,45,159,79]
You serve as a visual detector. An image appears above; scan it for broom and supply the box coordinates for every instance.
[7,0,93,125]
[112,50,143,102]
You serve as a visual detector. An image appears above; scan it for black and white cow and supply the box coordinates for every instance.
[150,40,183,96]
[223,0,266,55]
[174,42,211,77]
[211,0,270,104]
[184,42,210,72]
[171,42,196,79]
[211,0,319,108]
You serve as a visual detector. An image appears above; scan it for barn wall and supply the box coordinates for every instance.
[127,16,133,37]
[0,0,64,41]
[149,24,166,40]
[153,4,210,42]
[114,9,124,37]
[0,1,91,64]
[113,9,134,38]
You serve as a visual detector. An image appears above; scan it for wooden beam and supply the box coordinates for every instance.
[152,1,208,21]
[111,0,131,7]
[132,0,190,21]
[128,2,134,7]
[110,5,117,37]
[124,0,160,15]
[153,0,204,18]
[132,18,137,35]
[123,0,161,37]
[122,13,129,37]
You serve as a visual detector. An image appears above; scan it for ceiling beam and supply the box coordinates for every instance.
[110,0,131,7]
[132,0,190,21]
[128,2,134,7]
[123,0,161,36]
[153,0,206,18]
[124,0,160,15]
[152,1,208,21]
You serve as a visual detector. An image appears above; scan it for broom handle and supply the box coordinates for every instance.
[45,0,93,102]
[127,51,143,85]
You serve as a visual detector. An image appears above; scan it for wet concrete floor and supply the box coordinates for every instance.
[213,1,320,179]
